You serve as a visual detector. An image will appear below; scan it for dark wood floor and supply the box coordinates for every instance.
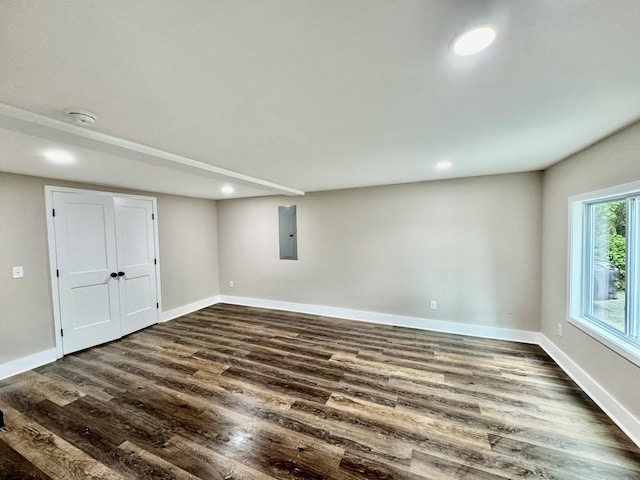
[1,304,640,479]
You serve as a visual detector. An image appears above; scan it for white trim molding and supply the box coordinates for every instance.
[160,295,221,323]
[218,295,541,344]
[539,335,640,448]
[0,349,57,381]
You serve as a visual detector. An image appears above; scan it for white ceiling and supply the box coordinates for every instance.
[1,1,639,199]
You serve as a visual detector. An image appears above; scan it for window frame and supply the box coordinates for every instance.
[568,180,640,367]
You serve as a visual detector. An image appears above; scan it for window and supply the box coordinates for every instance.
[569,181,640,365]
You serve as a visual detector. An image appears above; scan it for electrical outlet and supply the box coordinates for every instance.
[12,266,24,279]
[229,280,234,288]
[430,300,437,310]
[557,323,562,336]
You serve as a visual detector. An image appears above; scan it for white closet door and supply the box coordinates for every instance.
[53,192,121,354]
[114,197,159,336]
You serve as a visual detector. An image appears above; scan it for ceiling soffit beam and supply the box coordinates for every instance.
[0,102,305,197]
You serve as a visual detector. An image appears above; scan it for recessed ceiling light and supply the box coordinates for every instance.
[221,185,235,194]
[435,160,452,170]
[43,149,75,165]
[452,25,497,56]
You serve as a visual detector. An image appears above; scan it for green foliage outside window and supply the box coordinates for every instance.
[594,201,626,291]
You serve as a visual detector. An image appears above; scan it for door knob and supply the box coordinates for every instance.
[110,272,117,278]
[118,272,125,277]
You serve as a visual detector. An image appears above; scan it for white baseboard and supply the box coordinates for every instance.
[0,348,57,381]
[539,335,640,448]
[160,295,221,323]
[218,295,540,344]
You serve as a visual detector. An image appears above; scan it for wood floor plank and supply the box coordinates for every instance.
[0,438,54,480]
[38,362,126,399]
[478,404,640,456]
[410,448,527,480]
[0,370,85,406]
[325,393,491,450]
[489,434,640,480]
[338,450,430,480]
[190,369,295,410]
[0,303,639,479]
[114,441,202,480]
[329,353,446,383]
[0,404,124,480]
[153,434,278,480]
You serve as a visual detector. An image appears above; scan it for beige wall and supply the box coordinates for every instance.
[218,172,543,331]
[156,193,219,310]
[0,174,55,364]
[541,121,640,418]
[0,172,219,364]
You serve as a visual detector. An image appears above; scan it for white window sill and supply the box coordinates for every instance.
[568,316,640,368]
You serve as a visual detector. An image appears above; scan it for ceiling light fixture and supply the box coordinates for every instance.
[452,25,497,56]
[65,109,98,127]
[43,149,75,165]
[221,185,235,194]
[435,160,452,170]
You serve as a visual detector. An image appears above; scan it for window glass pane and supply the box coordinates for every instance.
[569,184,640,365]
[588,200,626,332]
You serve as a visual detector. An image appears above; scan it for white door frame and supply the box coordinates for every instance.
[45,185,163,358]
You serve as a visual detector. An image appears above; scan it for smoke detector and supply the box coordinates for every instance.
[65,109,97,126]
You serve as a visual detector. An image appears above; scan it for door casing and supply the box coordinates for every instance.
[45,185,163,358]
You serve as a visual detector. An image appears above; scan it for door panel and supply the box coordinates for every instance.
[119,203,150,267]
[53,192,121,354]
[65,203,110,273]
[114,197,158,336]
[123,276,152,315]
[70,283,113,329]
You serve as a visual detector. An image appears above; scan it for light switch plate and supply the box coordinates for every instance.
[12,266,24,278]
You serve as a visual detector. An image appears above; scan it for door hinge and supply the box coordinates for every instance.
[154,258,157,265]
[56,269,59,278]
[52,208,56,217]
[152,213,155,220]
[60,328,64,337]
[156,302,159,309]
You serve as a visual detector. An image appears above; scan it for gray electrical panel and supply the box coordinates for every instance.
[278,205,297,260]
